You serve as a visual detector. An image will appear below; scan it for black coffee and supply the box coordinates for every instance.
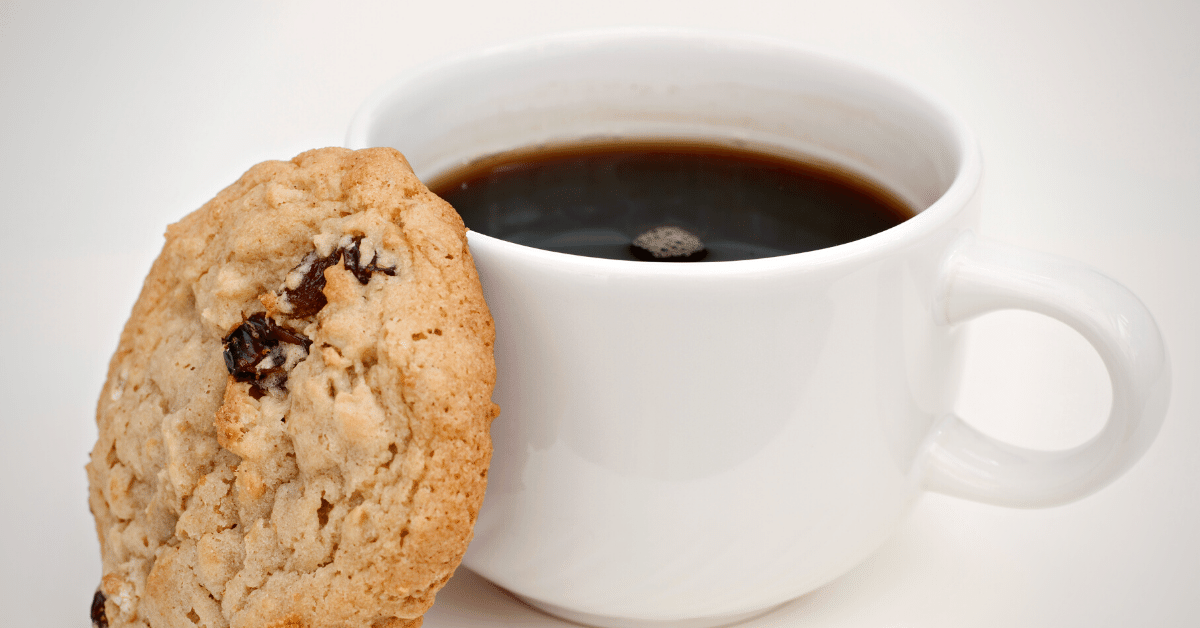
[428,140,915,262]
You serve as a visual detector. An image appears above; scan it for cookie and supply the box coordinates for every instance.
[87,147,499,628]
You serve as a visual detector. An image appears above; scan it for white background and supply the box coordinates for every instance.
[1,1,1197,626]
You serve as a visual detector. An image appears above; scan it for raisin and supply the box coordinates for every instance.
[630,226,708,262]
[222,313,312,396]
[282,238,397,316]
[343,236,397,285]
[281,249,343,318]
[91,589,108,628]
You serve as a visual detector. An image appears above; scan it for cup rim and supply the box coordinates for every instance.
[346,27,982,277]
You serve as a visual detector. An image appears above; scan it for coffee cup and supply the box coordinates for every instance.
[347,29,1170,628]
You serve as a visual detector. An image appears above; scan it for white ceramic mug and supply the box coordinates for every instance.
[347,29,1170,628]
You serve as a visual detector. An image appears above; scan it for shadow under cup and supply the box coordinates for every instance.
[348,30,975,628]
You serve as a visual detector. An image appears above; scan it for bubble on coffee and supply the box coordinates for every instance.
[630,226,708,262]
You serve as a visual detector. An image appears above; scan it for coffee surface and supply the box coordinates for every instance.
[429,140,915,261]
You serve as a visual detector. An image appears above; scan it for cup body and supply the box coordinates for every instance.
[349,29,982,627]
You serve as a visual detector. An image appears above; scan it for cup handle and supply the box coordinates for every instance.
[920,232,1171,508]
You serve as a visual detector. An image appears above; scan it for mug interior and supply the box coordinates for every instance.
[348,29,971,224]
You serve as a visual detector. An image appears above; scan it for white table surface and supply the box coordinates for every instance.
[2,1,1197,626]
